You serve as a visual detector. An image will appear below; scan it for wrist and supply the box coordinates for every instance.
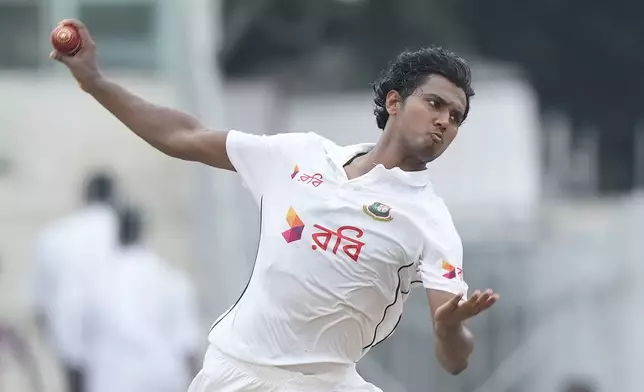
[435,321,464,340]
[78,72,106,93]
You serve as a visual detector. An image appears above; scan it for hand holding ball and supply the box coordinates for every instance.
[50,24,83,56]
[50,19,103,90]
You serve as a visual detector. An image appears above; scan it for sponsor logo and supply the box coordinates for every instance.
[290,165,300,179]
[311,224,365,262]
[291,164,324,187]
[362,202,393,222]
[282,207,305,243]
[441,260,463,280]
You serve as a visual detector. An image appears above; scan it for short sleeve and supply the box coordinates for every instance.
[417,233,468,298]
[226,130,309,205]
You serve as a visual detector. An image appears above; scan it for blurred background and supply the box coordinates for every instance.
[1,0,643,391]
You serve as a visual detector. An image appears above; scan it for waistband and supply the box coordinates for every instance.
[203,345,354,390]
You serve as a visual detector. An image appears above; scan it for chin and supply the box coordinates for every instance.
[419,147,443,164]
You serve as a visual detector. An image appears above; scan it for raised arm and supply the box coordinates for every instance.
[50,19,233,170]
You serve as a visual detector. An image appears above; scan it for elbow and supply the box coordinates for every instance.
[435,336,473,375]
[445,361,468,375]
[436,352,470,375]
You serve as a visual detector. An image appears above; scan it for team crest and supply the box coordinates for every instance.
[362,202,393,222]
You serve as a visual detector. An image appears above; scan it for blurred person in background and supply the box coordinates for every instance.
[83,206,200,392]
[31,171,118,392]
[561,379,597,392]
[52,19,498,392]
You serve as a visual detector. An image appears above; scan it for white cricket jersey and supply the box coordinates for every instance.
[208,131,468,369]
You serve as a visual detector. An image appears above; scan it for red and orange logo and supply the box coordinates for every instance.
[290,164,324,187]
[441,260,463,280]
[282,207,305,243]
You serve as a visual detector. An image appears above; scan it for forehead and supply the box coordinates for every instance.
[415,75,467,113]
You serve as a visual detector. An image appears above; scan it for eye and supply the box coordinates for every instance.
[450,112,462,125]
[427,99,439,108]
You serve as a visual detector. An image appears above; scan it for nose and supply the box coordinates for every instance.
[433,110,450,131]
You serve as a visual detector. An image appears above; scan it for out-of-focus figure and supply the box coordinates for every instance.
[31,172,119,392]
[84,206,201,392]
[561,379,598,392]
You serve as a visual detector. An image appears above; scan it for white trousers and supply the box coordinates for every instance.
[187,346,382,392]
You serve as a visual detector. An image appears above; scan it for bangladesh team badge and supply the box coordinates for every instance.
[363,202,393,222]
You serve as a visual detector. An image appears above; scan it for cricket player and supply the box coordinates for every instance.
[51,19,499,391]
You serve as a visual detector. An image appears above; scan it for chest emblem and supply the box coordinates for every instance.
[362,202,393,222]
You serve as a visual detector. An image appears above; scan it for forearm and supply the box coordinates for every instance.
[84,77,206,158]
[434,322,474,375]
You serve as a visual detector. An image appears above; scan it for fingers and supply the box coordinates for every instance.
[49,50,63,63]
[60,18,86,30]
[463,290,480,308]
[435,289,497,327]
[448,292,464,310]
[49,50,74,66]
[471,289,498,315]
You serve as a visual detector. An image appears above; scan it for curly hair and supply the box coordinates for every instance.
[372,47,475,130]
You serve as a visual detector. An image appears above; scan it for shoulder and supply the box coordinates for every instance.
[225,131,329,165]
[417,187,462,249]
[227,130,323,147]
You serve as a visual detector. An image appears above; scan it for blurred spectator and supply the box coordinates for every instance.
[561,379,598,392]
[31,172,119,392]
[83,206,200,392]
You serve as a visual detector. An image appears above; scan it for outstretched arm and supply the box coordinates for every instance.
[50,19,233,170]
[427,289,498,374]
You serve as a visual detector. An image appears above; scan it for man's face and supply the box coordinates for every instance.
[386,75,468,163]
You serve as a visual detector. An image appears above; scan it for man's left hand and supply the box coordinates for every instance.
[434,289,499,330]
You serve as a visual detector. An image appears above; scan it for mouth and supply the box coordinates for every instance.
[429,133,443,144]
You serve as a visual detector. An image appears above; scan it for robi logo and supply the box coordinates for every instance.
[282,207,305,243]
[441,260,463,280]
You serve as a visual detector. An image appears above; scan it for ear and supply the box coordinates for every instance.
[385,90,402,116]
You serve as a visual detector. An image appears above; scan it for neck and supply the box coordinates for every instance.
[346,128,426,178]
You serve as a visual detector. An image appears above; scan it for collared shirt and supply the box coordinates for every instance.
[208,131,468,369]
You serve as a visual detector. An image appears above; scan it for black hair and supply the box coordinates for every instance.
[84,172,115,205]
[372,46,475,129]
[118,206,142,246]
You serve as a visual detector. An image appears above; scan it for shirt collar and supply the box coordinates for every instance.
[322,138,433,188]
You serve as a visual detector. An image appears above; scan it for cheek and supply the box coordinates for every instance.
[444,128,459,143]
[406,107,431,130]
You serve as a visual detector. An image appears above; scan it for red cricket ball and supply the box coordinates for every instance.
[51,24,83,56]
